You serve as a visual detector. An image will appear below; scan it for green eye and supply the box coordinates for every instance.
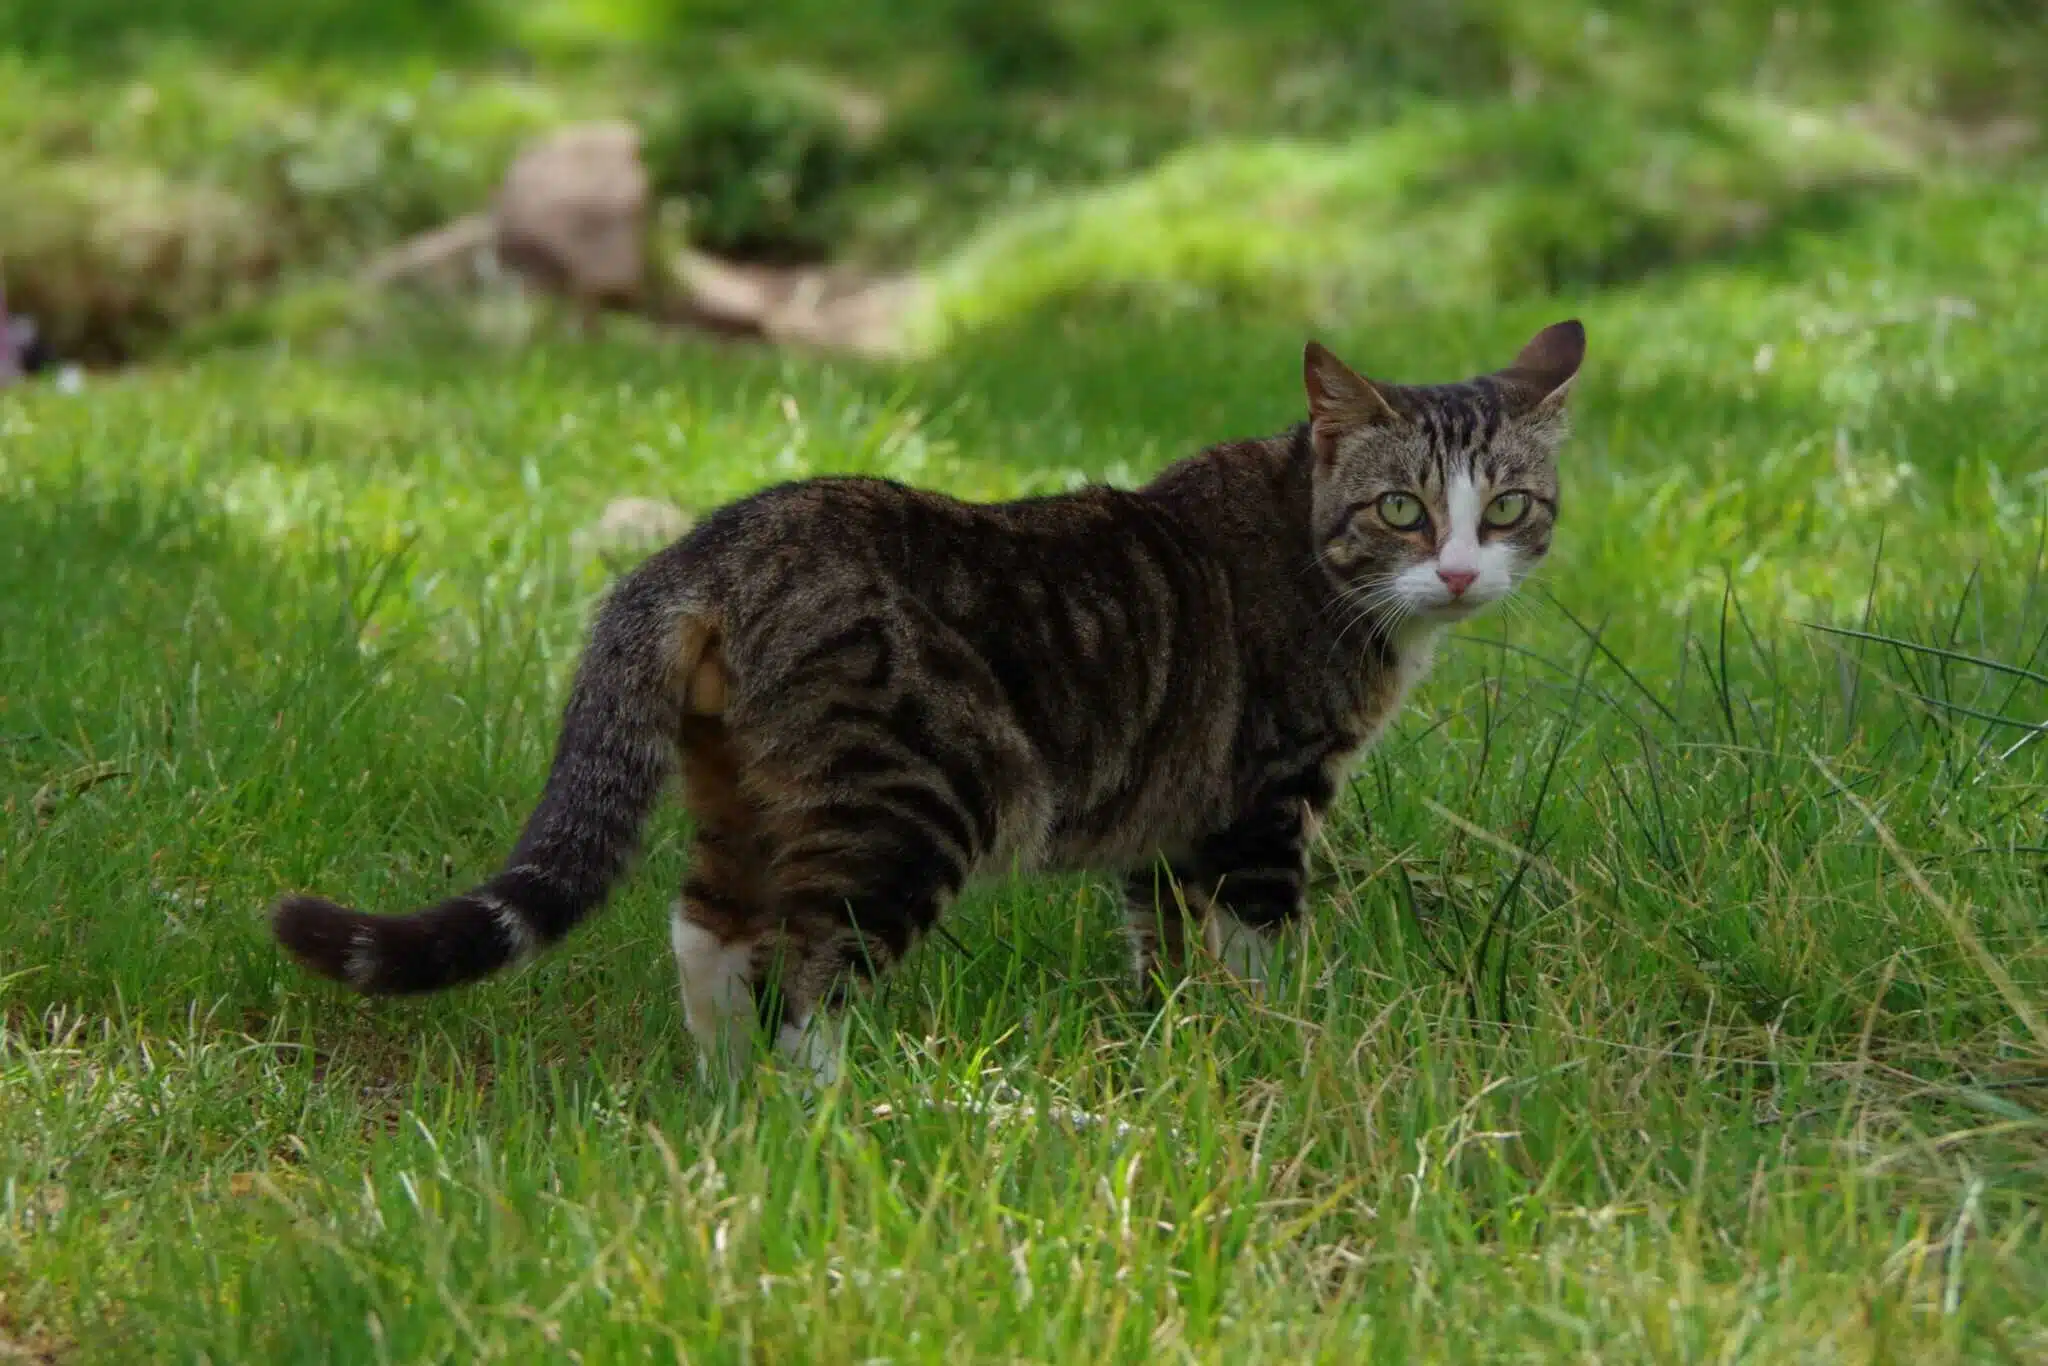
[1377,493,1426,530]
[1483,492,1530,528]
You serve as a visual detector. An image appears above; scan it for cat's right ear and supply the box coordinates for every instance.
[1303,341,1400,464]
[1498,319,1585,419]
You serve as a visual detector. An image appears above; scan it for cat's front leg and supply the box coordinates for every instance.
[1121,862,1201,992]
[1190,794,1317,993]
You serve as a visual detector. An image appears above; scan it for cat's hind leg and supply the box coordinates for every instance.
[709,595,1018,1085]
[671,715,778,1082]
[749,776,976,1087]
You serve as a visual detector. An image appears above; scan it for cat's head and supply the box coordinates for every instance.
[1302,320,1584,628]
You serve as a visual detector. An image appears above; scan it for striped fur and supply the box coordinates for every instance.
[271,321,1584,1074]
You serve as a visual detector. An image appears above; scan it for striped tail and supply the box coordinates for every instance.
[272,556,724,995]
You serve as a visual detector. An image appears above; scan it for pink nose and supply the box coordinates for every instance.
[1437,567,1477,597]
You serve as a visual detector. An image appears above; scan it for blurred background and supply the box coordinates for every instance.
[1,0,2041,371]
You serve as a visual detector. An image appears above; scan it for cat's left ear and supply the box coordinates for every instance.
[1497,318,1585,422]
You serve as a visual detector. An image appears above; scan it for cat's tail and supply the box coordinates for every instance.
[270,549,728,995]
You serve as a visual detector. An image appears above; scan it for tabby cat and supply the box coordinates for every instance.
[273,321,1584,1081]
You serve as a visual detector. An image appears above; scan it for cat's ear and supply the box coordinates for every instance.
[1303,340,1401,462]
[1497,319,1585,421]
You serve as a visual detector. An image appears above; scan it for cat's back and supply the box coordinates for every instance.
[678,468,1239,808]
[674,470,1206,616]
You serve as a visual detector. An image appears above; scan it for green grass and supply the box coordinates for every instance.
[4,156,2048,1358]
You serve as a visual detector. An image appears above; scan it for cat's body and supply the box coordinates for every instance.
[273,322,1584,1080]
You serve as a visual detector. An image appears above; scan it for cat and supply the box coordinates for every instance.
[272,320,1584,1082]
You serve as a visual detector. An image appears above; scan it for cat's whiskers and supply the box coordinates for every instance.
[1313,574,1383,634]
[1494,571,1551,627]
[1328,574,1399,624]
[1493,587,1541,627]
[1330,577,1412,657]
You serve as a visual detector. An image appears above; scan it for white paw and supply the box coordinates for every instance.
[1204,910,1274,993]
[776,1012,845,1092]
[670,904,757,1079]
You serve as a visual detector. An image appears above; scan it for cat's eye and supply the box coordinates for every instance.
[1377,493,1426,530]
[1483,492,1530,529]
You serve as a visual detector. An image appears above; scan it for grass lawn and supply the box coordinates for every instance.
[5,61,2048,1363]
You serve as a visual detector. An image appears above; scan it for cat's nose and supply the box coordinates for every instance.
[1437,567,1478,597]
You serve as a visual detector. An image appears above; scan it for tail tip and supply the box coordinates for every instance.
[272,893,377,990]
